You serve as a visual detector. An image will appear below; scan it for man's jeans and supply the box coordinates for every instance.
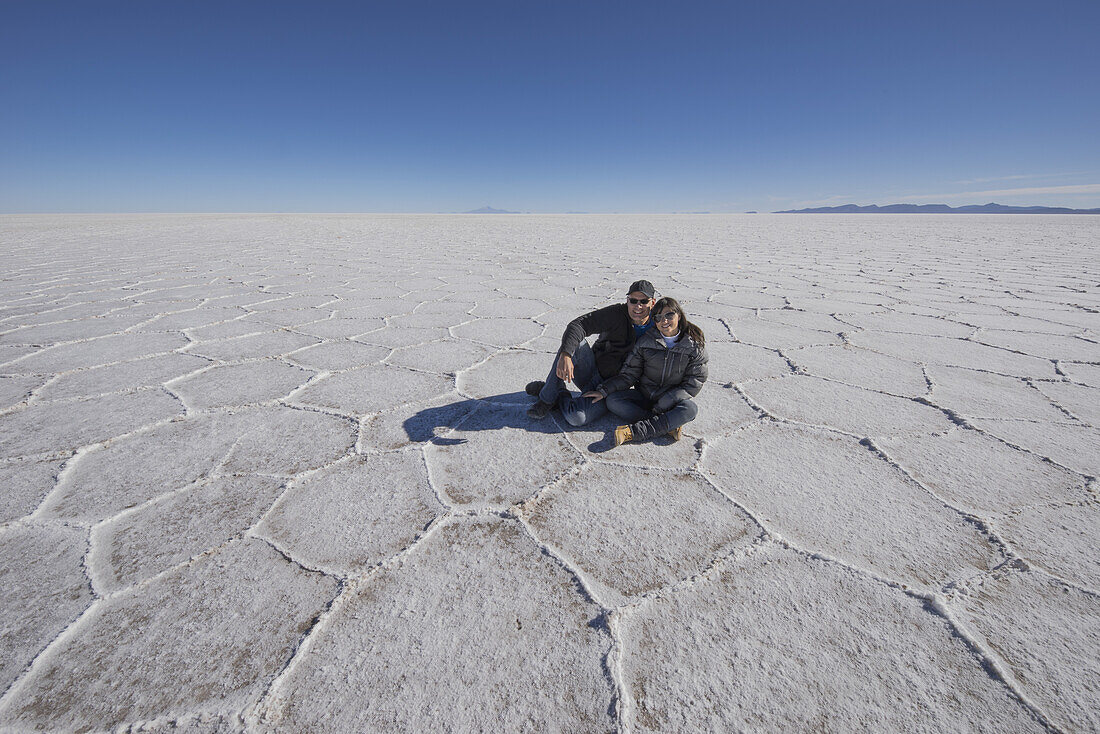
[605,388,699,440]
[538,342,609,426]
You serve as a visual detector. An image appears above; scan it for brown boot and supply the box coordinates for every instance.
[667,426,682,442]
[614,425,634,447]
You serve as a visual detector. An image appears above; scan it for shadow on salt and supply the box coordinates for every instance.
[403,391,676,453]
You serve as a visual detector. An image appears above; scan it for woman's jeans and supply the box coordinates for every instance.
[538,342,610,427]
[605,388,699,440]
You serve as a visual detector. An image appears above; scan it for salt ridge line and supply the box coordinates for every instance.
[511,509,646,734]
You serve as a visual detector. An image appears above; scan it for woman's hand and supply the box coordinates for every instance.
[582,391,605,402]
[655,388,692,413]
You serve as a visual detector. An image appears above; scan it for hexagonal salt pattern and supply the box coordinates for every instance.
[255,453,445,576]
[37,407,355,523]
[5,332,191,373]
[0,374,46,409]
[970,418,1100,477]
[729,316,845,350]
[683,383,759,438]
[0,456,66,523]
[89,475,287,593]
[928,365,1069,421]
[702,422,999,589]
[291,363,452,416]
[997,503,1100,590]
[1032,380,1100,425]
[788,343,929,396]
[742,373,953,437]
[1,389,185,458]
[0,525,93,693]
[169,360,314,410]
[704,340,792,384]
[522,462,759,605]
[454,348,551,398]
[357,391,479,451]
[0,540,338,731]
[424,403,581,507]
[252,516,614,731]
[947,566,1100,732]
[847,330,1059,378]
[875,429,1089,517]
[620,545,1044,732]
[385,337,495,374]
[35,353,210,401]
[283,339,390,371]
[1,213,1097,730]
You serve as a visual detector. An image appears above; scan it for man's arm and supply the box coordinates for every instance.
[557,304,624,383]
[558,304,622,358]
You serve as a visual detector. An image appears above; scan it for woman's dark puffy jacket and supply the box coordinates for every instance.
[596,328,708,402]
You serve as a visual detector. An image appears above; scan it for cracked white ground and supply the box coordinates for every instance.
[0,213,1097,732]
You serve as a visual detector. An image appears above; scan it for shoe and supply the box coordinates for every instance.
[526,400,553,419]
[525,380,545,397]
[614,425,633,446]
[667,426,682,442]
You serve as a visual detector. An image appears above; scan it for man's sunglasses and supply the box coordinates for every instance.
[627,297,651,305]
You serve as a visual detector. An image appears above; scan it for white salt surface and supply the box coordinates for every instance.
[0,213,1097,731]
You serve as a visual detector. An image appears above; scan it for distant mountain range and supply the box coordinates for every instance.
[462,206,519,214]
[775,202,1100,214]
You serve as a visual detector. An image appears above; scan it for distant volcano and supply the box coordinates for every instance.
[776,202,1100,214]
[462,206,519,214]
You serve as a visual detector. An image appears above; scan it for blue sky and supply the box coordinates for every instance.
[2,0,1098,213]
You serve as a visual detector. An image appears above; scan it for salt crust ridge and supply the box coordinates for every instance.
[0,213,1096,730]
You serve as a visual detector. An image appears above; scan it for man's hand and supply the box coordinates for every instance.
[556,353,575,383]
[582,391,605,402]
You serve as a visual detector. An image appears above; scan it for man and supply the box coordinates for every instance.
[525,280,657,425]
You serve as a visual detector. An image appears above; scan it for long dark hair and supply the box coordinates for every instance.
[653,297,705,348]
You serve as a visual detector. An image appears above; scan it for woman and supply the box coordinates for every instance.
[583,297,708,446]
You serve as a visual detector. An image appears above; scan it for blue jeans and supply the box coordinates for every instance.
[605,388,699,440]
[538,342,609,427]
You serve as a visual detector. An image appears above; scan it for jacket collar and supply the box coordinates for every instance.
[644,328,695,351]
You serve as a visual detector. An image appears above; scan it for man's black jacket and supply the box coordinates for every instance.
[559,303,647,379]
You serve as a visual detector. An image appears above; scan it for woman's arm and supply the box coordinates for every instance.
[653,347,709,411]
[679,345,709,397]
[583,341,646,399]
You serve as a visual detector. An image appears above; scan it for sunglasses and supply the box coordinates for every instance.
[627,297,651,305]
[655,312,677,322]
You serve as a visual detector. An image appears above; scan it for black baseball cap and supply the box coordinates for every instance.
[627,280,656,299]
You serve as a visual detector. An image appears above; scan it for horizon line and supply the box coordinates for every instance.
[4,205,1100,216]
